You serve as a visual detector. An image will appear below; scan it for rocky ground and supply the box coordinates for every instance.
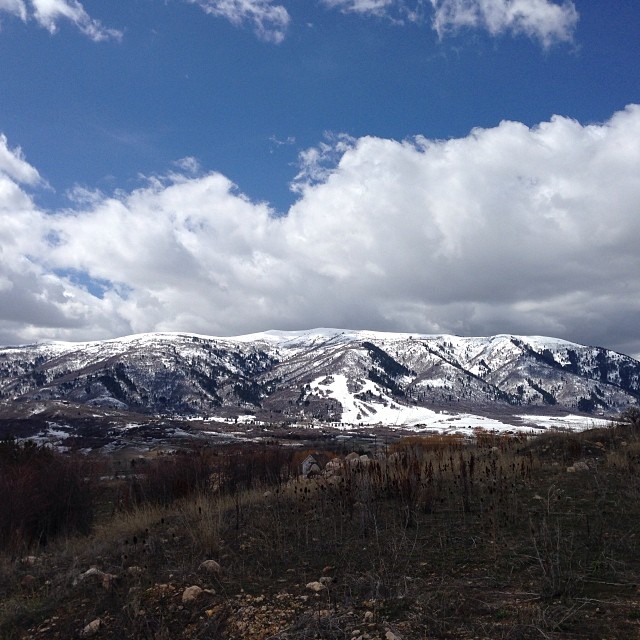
[3,418,640,639]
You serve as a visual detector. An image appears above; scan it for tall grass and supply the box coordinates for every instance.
[3,415,640,639]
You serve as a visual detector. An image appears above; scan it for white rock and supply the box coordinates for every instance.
[74,566,106,586]
[81,619,101,637]
[182,585,203,603]
[306,581,326,592]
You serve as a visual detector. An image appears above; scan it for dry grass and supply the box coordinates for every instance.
[2,416,640,638]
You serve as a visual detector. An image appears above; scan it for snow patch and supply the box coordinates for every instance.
[515,414,611,431]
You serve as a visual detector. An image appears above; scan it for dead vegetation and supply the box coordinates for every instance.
[1,412,640,638]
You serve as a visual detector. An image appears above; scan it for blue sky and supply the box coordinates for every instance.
[0,0,639,357]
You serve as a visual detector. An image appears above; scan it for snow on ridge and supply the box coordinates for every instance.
[2,331,243,355]
[518,335,580,349]
[230,328,351,346]
[230,330,585,353]
[0,328,591,358]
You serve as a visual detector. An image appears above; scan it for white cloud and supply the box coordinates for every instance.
[173,156,201,175]
[1,0,577,45]
[0,0,122,40]
[0,147,124,345]
[319,0,429,23]
[292,132,355,192]
[185,0,290,43]
[1,106,640,357]
[0,0,26,20]
[0,134,42,186]
[319,0,577,46]
[320,0,396,16]
[430,0,578,47]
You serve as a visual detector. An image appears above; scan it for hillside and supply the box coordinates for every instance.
[3,419,640,639]
[0,330,638,429]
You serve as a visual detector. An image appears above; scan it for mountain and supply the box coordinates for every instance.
[0,329,638,427]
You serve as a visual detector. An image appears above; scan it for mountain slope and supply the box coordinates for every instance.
[0,329,638,423]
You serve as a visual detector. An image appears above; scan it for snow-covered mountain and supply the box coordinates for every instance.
[0,329,638,424]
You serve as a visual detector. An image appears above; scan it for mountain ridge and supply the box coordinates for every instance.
[1,329,638,425]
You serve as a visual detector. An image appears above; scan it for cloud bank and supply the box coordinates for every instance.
[1,105,639,357]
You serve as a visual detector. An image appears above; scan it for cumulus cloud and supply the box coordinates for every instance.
[185,0,290,43]
[0,142,124,346]
[430,0,579,47]
[292,133,355,192]
[0,0,122,40]
[1,105,640,357]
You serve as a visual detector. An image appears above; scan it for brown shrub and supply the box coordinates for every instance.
[125,449,214,507]
[0,439,95,550]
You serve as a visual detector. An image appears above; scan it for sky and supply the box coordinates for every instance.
[0,1,639,358]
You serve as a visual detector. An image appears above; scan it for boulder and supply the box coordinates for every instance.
[182,585,203,603]
[74,566,117,590]
[567,461,590,473]
[80,619,101,637]
[199,559,222,575]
